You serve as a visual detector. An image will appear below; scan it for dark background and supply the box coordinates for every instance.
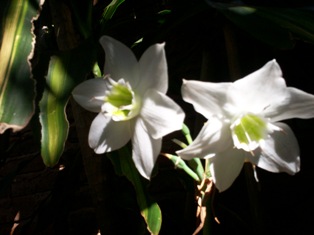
[1,0,314,234]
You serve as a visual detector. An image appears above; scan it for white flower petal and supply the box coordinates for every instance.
[132,118,162,179]
[176,118,233,160]
[137,43,168,95]
[99,36,139,86]
[72,78,108,112]
[88,113,131,153]
[140,89,185,139]
[209,147,246,192]
[249,122,300,174]
[181,79,231,119]
[269,87,314,122]
[228,60,289,114]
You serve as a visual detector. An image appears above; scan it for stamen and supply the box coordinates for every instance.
[101,78,140,121]
[231,113,267,152]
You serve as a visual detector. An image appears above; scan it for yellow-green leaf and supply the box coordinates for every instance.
[39,55,69,166]
[0,0,42,133]
[40,40,96,167]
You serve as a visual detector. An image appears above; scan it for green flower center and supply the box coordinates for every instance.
[230,113,267,152]
[103,78,140,121]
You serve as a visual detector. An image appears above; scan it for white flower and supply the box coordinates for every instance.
[72,36,185,179]
[177,60,314,192]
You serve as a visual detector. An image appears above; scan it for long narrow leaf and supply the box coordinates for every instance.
[257,8,314,44]
[219,6,314,48]
[0,0,42,133]
[108,148,162,235]
[39,40,96,166]
[220,7,294,49]
[101,0,125,22]
[100,0,125,31]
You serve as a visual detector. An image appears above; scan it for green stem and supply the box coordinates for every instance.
[182,123,205,180]
[188,158,204,181]
[182,123,193,145]
[164,154,200,182]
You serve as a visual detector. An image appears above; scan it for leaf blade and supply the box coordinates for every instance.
[108,148,162,235]
[39,40,96,166]
[0,0,41,133]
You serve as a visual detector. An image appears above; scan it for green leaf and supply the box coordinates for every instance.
[39,39,96,167]
[108,147,162,235]
[220,6,314,49]
[220,7,294,49]
[69,0,93,39]
[0,0,42,133]
[100,0,125,30]
[258,8,314,44]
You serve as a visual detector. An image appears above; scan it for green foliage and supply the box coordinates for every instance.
[108,147,162,235]
[0,0,40,133]
[40,40,96,166]
[217,6,314,49]
[100,0,125,30]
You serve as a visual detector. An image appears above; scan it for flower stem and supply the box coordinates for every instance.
[188,158,204,181]
[182,123,205,180]
[163,153,201,182]
[182,123,193,145]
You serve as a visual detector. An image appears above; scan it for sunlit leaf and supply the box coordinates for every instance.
[0,0,43,133]
[40,39,96,166]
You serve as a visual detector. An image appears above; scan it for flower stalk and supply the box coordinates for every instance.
[182,123,205,182]
[162,153,201,182]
